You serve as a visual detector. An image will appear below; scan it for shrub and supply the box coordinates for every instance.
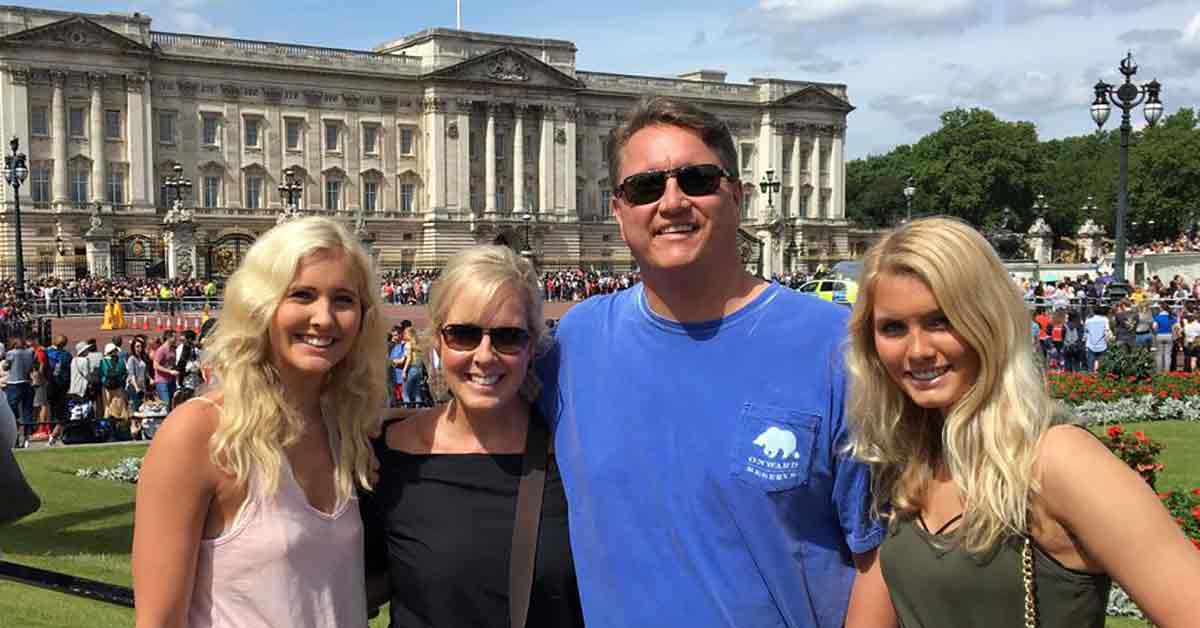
[1097,345,1156,381]
[1158,488,1200,552]
[1096,425,1165,490]
[76,456,142,484]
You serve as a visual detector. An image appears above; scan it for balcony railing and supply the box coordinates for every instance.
[151,32,422,74]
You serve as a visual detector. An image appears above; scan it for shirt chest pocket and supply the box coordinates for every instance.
[729,403,821,492]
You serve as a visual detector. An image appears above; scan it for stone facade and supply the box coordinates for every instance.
[0,6,854,279]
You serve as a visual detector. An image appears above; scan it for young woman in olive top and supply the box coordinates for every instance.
[843,217,1200,627]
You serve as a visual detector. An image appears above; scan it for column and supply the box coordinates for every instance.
[88,73,106,204]
[346,108,360,211]
[564,107,577,216]
[142,77,154,205]
[789,133,802,219]
[50,70,68,206]
[456,99,470,213]
[756,111,773,221]
[513,105,525,213]
[484,103,496,212]
[4,68,30,206]
[539,106,554,214]
[807,131,821,219]
[425,98,446,213]
[830,128,844,220]
[124,73,149,207]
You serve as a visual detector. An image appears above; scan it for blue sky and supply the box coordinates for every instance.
[24,0,1200,159]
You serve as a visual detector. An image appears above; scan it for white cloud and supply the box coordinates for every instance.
[757,0,981,25]
[135,0,234,36]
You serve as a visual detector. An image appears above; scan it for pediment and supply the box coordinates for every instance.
[0,16,154,55]
[426,47,582,89]
[197,160,225,172]
[771,85,854,113]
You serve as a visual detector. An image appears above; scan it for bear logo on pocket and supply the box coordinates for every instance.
[753,426,801,460]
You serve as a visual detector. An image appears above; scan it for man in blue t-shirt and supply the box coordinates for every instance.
[538,97,887,628]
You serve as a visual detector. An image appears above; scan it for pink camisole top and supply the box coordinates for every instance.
[185,401,366,628]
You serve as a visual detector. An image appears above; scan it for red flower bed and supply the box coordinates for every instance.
[1158,489,1200,551]
[1047,371,1200,403]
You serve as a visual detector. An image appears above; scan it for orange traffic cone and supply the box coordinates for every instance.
[193,317,202,334]
[143,314,150,331]
[156,316,164,332]
[175,316,184,333]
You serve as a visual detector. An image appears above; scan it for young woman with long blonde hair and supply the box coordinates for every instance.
[133,216,388,627]
[844,217,1200,627]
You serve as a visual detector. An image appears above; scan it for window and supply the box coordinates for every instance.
[325,180,341,210]
[600,137,609,162]
[523,134,533,162]
[203,176,220,208]
[399,183,415,214]
[107,171,124,204]
[741,186,752,220]
[496,133,505,161]
[799,193,809,217]
[202,114,219,146]
[399,128,414,156]
[244,118,260,148]
[820,149,830,173]
[158,111,175,144]
[740,143,754,172]
[69,107,86,137]
[363,181,378,212]
[325,123,339,152]
[496,186,506,210]
[575,136,582,162]
[31,107,48,136]
[245,176,262,209]
[160,177,172,208]
[105,110,121,139]
[70,167,89,203]
[469,131,478,158]
[363,125,379,155]
[599,189,612,217]
[285,119,302,150]
[781,189,791,218]
[30,164,49,203]
[782,144,793,172]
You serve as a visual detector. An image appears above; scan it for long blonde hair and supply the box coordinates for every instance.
[203,216,388,499]
[846,216,1066,553]
[426,245,548,402]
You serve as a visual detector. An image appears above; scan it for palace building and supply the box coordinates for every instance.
[0,5,862,281]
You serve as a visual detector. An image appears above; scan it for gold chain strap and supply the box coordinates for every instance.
[1022,536,1037,628]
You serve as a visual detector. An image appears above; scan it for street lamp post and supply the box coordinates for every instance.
[277,168,304,223]
[1090,51,1163,299]
[759,169,781,216]
[902,176,916,222]
[3,136,29,300]
[163,163,192,209]
[520,211,533,259]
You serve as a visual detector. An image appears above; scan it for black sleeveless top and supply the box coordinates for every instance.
[880,516,1111,628]
[361,421,584,628]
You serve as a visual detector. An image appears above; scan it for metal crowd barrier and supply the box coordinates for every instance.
[25,297,223,319]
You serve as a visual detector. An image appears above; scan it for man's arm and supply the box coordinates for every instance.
[844,548,897,628]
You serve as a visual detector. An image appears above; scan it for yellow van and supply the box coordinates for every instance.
[797,279,858,306]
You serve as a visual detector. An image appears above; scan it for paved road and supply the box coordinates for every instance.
[41,301,580,348]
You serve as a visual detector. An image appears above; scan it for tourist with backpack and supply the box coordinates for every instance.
[99,343,129,431]
[45,335,72,446]
[1062,312,1087,373]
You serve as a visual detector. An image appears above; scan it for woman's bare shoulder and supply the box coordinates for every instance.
[383,406,442,454]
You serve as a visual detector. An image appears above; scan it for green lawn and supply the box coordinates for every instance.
[3,421,1197,627]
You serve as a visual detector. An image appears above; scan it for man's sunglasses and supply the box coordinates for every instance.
[614,164,736,205]
[440,324,531,355]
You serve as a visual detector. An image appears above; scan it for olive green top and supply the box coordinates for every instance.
[880,516,1111,628]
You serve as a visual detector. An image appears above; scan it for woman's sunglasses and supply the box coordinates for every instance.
[440,324,531,355]
[614,163,735,205]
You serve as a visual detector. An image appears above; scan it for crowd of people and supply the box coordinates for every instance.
[2,325,212,448]
[4,96,1199,628]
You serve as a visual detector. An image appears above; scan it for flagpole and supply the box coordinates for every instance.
[456,0,462,29]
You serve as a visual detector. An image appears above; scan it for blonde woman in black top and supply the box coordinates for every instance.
[844,217,1200,627]
[364,245,583,628]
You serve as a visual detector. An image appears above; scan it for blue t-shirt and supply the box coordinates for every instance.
[1154,311,1174,335]
[538,282,883,628]
[388,342,406,385]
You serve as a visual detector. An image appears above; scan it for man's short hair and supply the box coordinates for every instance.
[606,97,739,189]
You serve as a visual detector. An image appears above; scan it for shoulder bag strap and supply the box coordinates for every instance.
[509,412,550,628]
[1022,535,1037,628]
